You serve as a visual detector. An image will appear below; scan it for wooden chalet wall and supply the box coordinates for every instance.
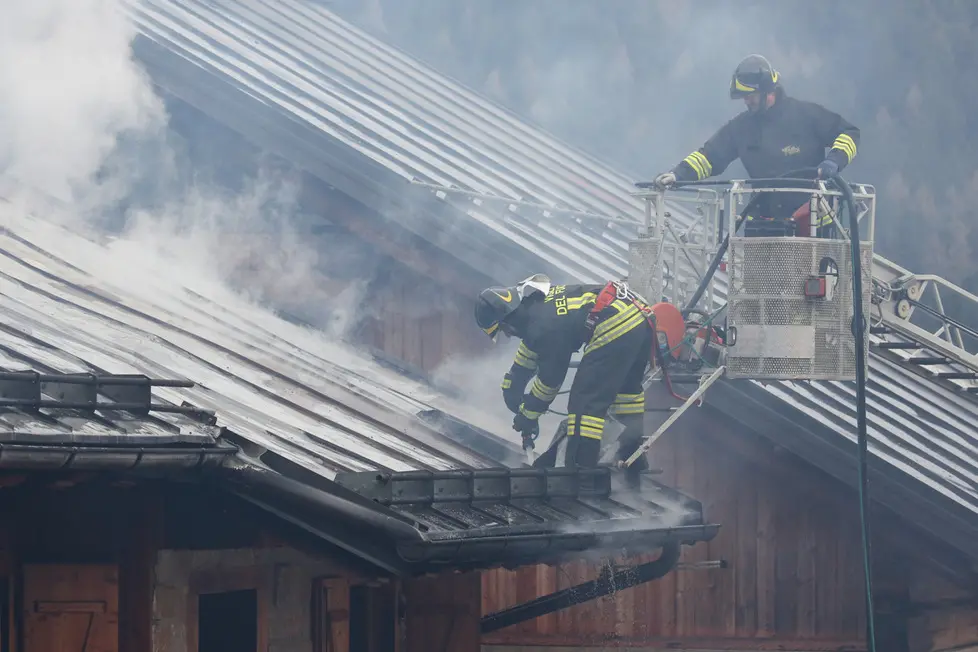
[481,405,872,650]
[0,478,484,652]
[480,399,978,652]
[353,260,493,373]
[905,573,978,652]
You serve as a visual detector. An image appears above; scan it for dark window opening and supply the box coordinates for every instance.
[198,588,257,652]
[350,584,395,652]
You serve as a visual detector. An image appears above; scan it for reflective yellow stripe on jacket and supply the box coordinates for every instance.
[682,151,713,180]
[585,299,647,354]
[832,134,857,163]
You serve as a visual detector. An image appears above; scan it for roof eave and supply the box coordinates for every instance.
[0,441,238,471]
[396,523,719,571]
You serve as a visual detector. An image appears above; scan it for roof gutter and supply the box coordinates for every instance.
[0,442,236,470]
[218,462,424,542]
[397,523,718,567]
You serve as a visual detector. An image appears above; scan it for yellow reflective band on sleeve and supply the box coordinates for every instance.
[682,151,712,180]
[519,404,543,420]
[530,377,560,403]
[610,392,645,416]
[514,342,539,370]
[832,134,857,163]
[501,377,512,390]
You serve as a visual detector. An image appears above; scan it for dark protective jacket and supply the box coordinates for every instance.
[501,284,603,418]
[501,283,654,424]
[671,90,860,183]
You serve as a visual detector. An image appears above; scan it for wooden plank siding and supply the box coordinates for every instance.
[353,260,491,374]
[404,571,482,652]
[907,572,978,652]
[481,404,872,649]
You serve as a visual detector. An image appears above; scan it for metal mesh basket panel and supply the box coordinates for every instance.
[726,237,873,381]
[627,237,661,303]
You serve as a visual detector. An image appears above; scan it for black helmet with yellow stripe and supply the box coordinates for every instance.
[475,286,520,341]
[729,54,780,99]
[475,274,552,341]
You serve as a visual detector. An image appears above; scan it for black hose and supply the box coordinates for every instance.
[832,173,877,652]
[671,169,877,650]
[680,191,763,317]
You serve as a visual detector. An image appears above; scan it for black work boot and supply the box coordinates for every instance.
[564,435,601,493]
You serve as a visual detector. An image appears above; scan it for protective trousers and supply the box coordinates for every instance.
[563,302,653,486]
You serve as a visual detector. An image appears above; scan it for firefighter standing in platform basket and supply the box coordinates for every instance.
[653,54,860,234]
[474,275,686,489]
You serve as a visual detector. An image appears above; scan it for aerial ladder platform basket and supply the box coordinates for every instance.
[629,173,876,383]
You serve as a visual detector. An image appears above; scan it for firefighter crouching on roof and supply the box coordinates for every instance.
[474,275,686,490]
[653,54,860,235]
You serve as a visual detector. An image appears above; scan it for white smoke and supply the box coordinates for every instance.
[0,0,166,206]
[0,0,366,338]
[0,0,522,462]
[430,336,580,459]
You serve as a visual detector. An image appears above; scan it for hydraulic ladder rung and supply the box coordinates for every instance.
[907,357,952,365]
[875,341,922,350]
[935,371,978,380]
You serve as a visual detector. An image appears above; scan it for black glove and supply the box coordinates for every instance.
[501,372,523,414]
[512,411,540,449]
[817,159,839,179]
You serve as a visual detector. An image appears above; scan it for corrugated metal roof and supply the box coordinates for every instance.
[0,202,719,574]
[0,202,528,479]
[122,0,978,552]
[124,0,637,282]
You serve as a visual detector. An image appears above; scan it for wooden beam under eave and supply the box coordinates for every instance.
[120,487,161,652]
[404,570,481,652]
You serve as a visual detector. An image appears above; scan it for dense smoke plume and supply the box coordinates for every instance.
[0,0,375,339]
[0,0,166,207]
[0,0,530,459]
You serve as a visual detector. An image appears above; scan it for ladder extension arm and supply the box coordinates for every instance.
[620,366,726,468]
[873,255,978,374]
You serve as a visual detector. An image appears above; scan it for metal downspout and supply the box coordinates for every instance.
[480,540,682,633]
